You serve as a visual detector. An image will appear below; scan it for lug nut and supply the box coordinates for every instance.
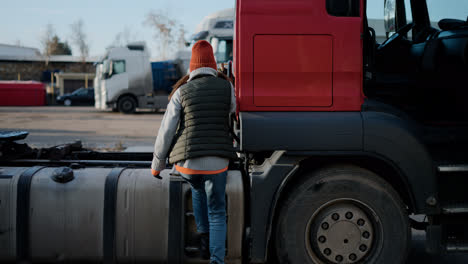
[318,236,327,243]
[332,213,340,221]
[345,212,353,219]
[324,248,332,256]
[349,253,357,261]
[321,222,329,230]
[357,219,365,226]
[335,255,343,262]
[359,244,367,252]
[363,231,370,239]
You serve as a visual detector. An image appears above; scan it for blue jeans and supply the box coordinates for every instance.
[181,171,227,264]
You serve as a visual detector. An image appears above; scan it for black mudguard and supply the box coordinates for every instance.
[361,111,437,213]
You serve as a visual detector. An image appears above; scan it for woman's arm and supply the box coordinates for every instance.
[151,89,182,176]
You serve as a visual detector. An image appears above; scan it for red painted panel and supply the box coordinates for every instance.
[0,81,46,106]
[254,35,332,107]
[235,0,364,112]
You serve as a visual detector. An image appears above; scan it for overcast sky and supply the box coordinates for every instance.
[0,0,466,58]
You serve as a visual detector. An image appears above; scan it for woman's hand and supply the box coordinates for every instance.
[152,169,162,179]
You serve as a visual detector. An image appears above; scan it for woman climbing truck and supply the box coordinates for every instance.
[151,40,236,264]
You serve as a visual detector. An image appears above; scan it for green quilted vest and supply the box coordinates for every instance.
[168,75,236,164]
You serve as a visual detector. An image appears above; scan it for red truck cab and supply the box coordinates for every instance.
[235,0,468,263]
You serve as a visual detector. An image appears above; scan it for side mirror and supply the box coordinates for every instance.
[192,31,209,41]
[384,0,397,35]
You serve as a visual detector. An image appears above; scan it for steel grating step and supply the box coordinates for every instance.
[447,241,468,252]
[438,165,468,173]
[185,246,199,253]
[442,203,468,214]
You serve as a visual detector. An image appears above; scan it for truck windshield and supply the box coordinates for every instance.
[426,0,468,22]
[72,88,85,95]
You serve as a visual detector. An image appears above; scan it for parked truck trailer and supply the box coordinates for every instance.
[1,0,468,263]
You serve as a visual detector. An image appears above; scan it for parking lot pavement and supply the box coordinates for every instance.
[0,106,161,150]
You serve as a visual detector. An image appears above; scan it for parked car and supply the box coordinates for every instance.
[56,88,94,106]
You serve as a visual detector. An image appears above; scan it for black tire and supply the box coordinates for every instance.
[275,165,410,264]
[117,96,137,114]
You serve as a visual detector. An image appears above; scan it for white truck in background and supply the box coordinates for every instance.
[94,42,181,114]
[175,8,235,73]
[95,8,235,114]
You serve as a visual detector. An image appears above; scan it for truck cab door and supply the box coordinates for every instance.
[236,0,364,111]
[105,60,129,103]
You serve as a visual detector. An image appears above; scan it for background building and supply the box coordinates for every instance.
[0,43,96,96]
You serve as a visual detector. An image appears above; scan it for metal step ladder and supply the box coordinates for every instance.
[435,164,468,253]
[438,163,468,214]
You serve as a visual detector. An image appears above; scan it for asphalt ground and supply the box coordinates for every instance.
[1,106,468,263]
[0,106,160,150]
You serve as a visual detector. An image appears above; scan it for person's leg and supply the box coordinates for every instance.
[204,171,227,264]
[181,173,209,234]
[191,177,210,260]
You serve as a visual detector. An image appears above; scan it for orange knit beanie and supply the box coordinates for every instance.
[190,40,217,72]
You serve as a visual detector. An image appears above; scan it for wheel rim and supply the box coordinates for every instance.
[64,99,71,106]
[306,199,380,263]
[122,100,134,112]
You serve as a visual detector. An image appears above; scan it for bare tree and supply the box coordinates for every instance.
[144,10,186,60]
[177,28,187,51]
[110,26,139,48]
[70,19,90,65]
[40,23,56,65]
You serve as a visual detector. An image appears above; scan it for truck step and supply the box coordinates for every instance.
[446,241,468,252]
[438,165,468,173]
[185,211,194,217]
[185,246,199,253]
[442,203,468,214]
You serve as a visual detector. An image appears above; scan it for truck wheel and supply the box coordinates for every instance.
[275,165,410,264]
[118,96,136,114]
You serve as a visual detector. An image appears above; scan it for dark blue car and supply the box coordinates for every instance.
[56,88,94,106]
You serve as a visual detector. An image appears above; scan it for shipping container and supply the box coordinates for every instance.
[151,61,180,94]
[0,81,46,106]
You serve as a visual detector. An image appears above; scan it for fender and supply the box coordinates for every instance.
[240,110,437,262]
[361,110,437,213]
[107,89,139,105]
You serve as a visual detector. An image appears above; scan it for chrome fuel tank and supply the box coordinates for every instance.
[0,167,243,263]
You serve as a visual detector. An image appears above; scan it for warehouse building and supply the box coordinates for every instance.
[0,43,96,96]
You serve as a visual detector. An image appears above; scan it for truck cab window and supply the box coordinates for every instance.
[213,39,233,63]
[326,0,360,17]
[113,61,126,75]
